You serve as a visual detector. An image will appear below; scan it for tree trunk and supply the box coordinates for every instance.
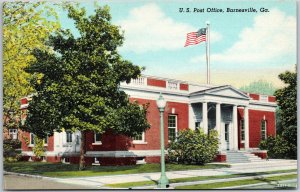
[79,130,86,171]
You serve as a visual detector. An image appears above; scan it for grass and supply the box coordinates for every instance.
[105,169,297,188]
[3,161,229,177]
[175,174,297,189]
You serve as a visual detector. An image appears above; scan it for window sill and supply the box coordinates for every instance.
[92,142,102,145]
[28,144,34,147]
[44,144,48,147]
[132,141,148,145]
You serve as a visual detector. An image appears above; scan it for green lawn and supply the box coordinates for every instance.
[175,174,297,189]
[105,169,297,188]
[3,161,229,177]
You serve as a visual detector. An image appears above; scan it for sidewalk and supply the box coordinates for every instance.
[48,159,297,189]
[4,159,297,189]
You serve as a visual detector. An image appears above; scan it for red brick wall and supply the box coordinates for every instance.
[20,131,31,151]
[145,156,161,163]
[128,98,189,150]
[248,109,276,148]
[20,131,54,152]
[268,96,276,102]
[180,83,189,91]
[46,156,61,163]
[252,152,267,159]
[214,154,226,162]
[147,78,166,88]
[85,98,189,152]
[99,157,136,166]
[20,98,28,105]
[249,93,259,100]
[47,136,54,151]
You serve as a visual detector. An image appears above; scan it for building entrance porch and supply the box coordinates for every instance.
[189,102,250,151]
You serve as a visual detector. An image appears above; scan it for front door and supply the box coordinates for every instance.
[225,123,230,150]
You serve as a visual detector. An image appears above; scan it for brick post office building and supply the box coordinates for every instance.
[20,75,276,165]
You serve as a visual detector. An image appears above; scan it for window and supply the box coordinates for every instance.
[76,135,80,145]
[30,133,35,145]
[195,122,201,131]
[44,136,48,145]
[94,132,102,143]
[168,115,177,141]
[9,129,18,140]
[66,131,72,143]
[240,119,245,142]
[133,133,143,141]
[261,120,267,140]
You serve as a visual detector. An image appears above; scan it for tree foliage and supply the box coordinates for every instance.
[239,80,276,95]
[274,70,297,129]
[168,129,219,165]
[259,69,297,159]
[3,2,60,127]
[23,4,150,169]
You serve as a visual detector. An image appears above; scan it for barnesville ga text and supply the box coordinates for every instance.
[179,7,270,13]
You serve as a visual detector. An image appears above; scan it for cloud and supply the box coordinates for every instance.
[117,3,222,53]
[191,9,296,64]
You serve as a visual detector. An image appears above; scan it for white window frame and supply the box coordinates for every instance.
[260,95,269,102]
[9,129,18,140]
[92,157,100,166]
[168,115,177,142]
[133,132,147,144]
[261,120,267,140]
[44,135,48,146]
[66,131,73,143]
[93,132,102,145]
[240,119,245,143]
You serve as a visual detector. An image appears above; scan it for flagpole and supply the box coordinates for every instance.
[206,21,210,84]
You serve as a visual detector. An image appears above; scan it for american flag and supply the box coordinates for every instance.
[184,28,206,47]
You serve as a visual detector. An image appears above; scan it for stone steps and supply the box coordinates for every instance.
[226,151,263,164]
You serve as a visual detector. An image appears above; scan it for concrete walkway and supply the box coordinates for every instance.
[4,159,297,189]
[48,159,297,189]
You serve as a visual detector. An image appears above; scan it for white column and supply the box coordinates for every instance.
[216,103,221,149]
[202,102,208,134]
[188,104,195,130]
[244,106,250,150]
[232,105,238,150]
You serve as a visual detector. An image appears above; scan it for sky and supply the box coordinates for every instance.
[57,0,296,88]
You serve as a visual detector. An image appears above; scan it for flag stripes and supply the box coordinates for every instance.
[184,28,207,47]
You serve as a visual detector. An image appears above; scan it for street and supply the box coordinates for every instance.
[3,175,95,190]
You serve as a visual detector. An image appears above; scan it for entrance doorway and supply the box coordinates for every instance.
[225,123,230,150]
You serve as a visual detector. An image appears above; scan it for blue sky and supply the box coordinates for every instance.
[57,0,296,88]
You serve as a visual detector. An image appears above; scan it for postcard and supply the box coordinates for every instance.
[3,0,297,190]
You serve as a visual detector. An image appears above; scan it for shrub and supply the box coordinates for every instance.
[168,129,219,165]
[259,125,297,159]
[4,139,22,162]
[259,136,290,159]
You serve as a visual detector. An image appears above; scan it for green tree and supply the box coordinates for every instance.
[23,4,150,170]
[3,2,60,128]
[259,69,297,159]
[274,70,297,129]
[239,80,277,95]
